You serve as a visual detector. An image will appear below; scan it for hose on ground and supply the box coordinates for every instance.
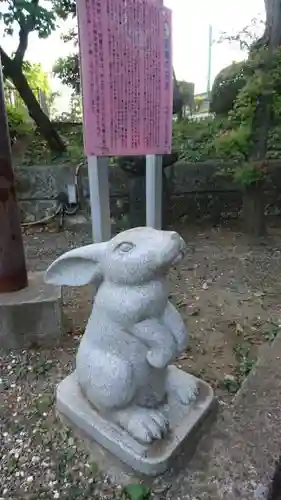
[21,203,63,227]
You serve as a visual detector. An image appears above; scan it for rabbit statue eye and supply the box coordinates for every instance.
[115,242,135,253]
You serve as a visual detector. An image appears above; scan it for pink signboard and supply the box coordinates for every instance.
[77,0,173,156]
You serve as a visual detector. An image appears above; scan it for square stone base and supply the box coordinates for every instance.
[0,271,62,349]
[56,369,215,480]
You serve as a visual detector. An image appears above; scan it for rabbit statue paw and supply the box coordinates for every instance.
[45,227,197,445]
[166,366,199,405]
[114,406,169,444]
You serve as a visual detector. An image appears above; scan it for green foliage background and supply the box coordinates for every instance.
[173,46,281,185]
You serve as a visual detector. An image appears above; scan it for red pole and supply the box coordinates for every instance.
[0,58,28,292]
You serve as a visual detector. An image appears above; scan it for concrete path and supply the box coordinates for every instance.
[165,336,281,499]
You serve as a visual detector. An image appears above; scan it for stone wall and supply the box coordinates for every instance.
[14,161,281,224]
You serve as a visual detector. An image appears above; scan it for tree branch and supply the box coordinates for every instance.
[14,0,39,66]
[252,0,281,51]
[0,46,13,78]
[14,27,29,66]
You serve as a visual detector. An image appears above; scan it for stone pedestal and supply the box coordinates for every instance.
[0,271,62,348]
[56,369,215,482]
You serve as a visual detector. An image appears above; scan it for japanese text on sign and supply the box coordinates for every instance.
[77,0,172,156]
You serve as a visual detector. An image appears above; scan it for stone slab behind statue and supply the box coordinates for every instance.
[15,161,281,225]
[0,272,62,349]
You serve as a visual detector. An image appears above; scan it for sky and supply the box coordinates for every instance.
[1,0,266,113]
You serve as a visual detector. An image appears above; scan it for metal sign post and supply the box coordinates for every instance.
[87,156,111,242]
[146,155,163,229]
[0,59,28,292]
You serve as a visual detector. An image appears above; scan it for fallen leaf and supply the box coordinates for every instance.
[124,484,150,500]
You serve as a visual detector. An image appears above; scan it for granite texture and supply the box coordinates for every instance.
[0,271,62,348]
[56,370,215,477]
[45,228,201,447]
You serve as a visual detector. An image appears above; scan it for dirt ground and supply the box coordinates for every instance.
[42,220,281,402]
[170,222,281,400]
[2,220,281,498]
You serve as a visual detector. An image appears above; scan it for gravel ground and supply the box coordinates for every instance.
[2,221,281,499]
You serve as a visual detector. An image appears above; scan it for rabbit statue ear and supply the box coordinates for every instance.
[44,242,106,286]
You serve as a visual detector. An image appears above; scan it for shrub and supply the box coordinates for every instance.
[210,61,247,116]
[6,104,34,145]
[212,124,251,161]
[172,117,230,162]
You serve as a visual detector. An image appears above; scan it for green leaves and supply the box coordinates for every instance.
[22,61,51,96]
[212,124,251,162]
[0,0,56,39]
[124,484,151,500]
[53,54,80,92]
[52,0,76,19]
[209,45,281,184]
[172,116,229,162]
[6,103,34,144]
[210,61,247,116]
[232,162,267,186]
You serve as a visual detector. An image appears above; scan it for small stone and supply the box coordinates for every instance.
[254,484,268,499]
[187,305,200,316]
[236,323,244,334]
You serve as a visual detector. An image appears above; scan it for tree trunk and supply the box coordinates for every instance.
[0,59,28,292]
[243,0,281,237]
[242,183,266,237]
[244,94,270,237]
[172,68,183,116]
[264,0,281,45]
[1,50,66,154]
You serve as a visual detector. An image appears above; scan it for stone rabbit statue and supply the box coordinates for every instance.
[45,227,198,444]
